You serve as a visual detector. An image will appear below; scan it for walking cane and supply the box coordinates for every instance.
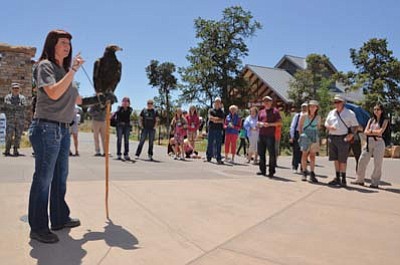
[104,101,111,219]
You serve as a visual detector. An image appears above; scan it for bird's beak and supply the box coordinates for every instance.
[117,47,123,51]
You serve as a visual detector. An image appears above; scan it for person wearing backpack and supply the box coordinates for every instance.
[351,103,389,188]
[289,103,308,173]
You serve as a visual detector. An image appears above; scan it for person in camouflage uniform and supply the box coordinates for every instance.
[3,83,27,156]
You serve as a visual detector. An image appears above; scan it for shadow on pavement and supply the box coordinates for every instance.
[382,188,400,194]
[29,219,139,265]
[269,175,296,182]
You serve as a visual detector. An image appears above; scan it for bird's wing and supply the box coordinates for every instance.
[93,59,101,93]
[112,61,122,93]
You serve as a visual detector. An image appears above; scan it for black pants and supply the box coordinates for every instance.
[236,138,247,155]
[258,135,276,175]
[292,132,301,170]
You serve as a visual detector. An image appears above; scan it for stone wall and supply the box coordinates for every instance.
[0,42,36,126]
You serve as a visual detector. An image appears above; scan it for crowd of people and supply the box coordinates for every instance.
[1,29,390,244]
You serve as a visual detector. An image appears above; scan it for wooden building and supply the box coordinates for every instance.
[236,55,363,112]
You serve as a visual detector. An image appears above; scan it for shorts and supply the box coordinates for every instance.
[70,123,79,134]
[303,142,320,153]
[328,135,350,163]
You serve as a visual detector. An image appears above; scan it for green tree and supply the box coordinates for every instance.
[339,38,400,143]
[146,60,178,134]
[349,38,400,110]
[288,54,334,109]
[179,6,262,108]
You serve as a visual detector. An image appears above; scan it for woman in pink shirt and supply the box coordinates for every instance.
[171,108,188,160]
[186,106,200,151]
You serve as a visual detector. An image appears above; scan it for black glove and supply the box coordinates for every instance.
[105,92,118,104]
[80,95,101,107]
[80,93,117,107]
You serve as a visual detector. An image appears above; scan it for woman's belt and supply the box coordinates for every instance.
[34,118,70,128]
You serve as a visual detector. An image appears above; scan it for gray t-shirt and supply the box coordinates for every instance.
[34,60,78,123]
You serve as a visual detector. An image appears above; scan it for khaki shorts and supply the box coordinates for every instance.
[304,142,320,153]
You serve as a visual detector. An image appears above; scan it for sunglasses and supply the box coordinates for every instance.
[12,87,20,90]
[147,102,153,105]
[333,101,342,104]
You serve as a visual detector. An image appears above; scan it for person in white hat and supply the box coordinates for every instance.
[289,102,308,173]
[3,82,27,156]
[298,100,320,182]
[325,94,359,187]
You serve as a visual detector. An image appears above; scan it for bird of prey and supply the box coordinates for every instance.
[93,45,122,94]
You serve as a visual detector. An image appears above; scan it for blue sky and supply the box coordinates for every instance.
[2,0,399,111]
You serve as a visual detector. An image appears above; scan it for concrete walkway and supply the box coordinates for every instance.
[1,132,399,265]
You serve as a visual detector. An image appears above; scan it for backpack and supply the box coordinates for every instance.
[110,112,118,127]
[382,120,391,146]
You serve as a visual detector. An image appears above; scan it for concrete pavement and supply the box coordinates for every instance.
[0,132,399,265]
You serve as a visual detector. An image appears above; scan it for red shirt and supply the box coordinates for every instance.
[186,113,200,132]
[258,107,281,137]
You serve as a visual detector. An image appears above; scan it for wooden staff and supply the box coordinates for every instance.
[105,101,111,219]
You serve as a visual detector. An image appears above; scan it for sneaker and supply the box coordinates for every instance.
[30,230,59,244]
[350,181,364,186]
[148,155,153,161]
[217,160,224,165]
[117,155,122,160]
[94,153,102,157]
[302,171,307,181]
[135,155,140,160]
[174,156,178,160]
[369,184,379,189]
[51,218,81,231]
[328,178,341,186]
[309,172,318,183]
[124,155,131,161]
[256,171,266,176]
[180,157,185,161]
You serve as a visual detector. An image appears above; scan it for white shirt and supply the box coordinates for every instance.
[325,107,359,135]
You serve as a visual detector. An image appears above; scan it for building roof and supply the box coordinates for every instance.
[275,55,307,70]
[245,64,294,103]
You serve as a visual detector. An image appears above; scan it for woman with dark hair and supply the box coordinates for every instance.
[351,103,389,188]
[115,97,133,160]
[299,100,321,183]
[28,30,85,243]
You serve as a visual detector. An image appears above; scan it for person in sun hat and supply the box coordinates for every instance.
[325,94,358,187]
[298,100,321,183]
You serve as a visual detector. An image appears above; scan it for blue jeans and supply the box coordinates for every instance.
[116,124,131,156]
[135,128,155,156]
[206,129,223,161]
[28,120,71,233]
